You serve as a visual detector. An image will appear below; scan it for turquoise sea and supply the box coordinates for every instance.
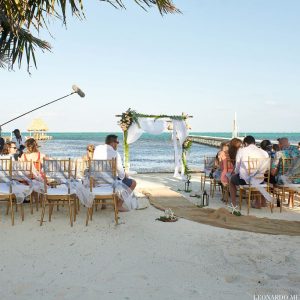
[3,132,300,173]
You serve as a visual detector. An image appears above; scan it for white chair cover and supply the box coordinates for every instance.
[0,161,34,204]
[87,170,138,210]
[243,158,273,203]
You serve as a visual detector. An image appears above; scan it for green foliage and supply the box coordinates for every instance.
[0,0,179,71]
[155,216,178,222]
[232,211,242,216]
[156,216,178,222]
[182,138,193,175]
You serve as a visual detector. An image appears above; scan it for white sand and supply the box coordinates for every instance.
[0,173,299,300]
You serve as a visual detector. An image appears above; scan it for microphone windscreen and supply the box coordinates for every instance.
[72,85,85,98]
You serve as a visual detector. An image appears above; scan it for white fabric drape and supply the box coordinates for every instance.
[127,118,167,144]
[139,118,166,134]
[127,122,143,144]
[126,117,189,178]
[244,158,274,203]
[173,120,188,145]
[172,120,188,178]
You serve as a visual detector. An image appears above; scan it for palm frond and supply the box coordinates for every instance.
[0,0,179,72]
[0,16,51,72]
[101,0,180,14]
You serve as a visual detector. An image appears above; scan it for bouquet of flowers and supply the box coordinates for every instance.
[118,111,132,131]
[118,108,139,132]
[156,208,178,222]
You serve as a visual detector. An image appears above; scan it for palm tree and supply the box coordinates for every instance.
[0,0,179,72]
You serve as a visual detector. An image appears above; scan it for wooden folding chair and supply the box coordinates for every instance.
[239,157,272,215]
[0,158,15,225]
[273,157,300,211]
[200,156,217,195]
[222,158,234,204]
[72,158,89,213]
[11,160,34,217]
[40,158,77,226]
[86,158,118,226]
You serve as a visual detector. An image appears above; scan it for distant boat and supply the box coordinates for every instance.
[27,118,53,140]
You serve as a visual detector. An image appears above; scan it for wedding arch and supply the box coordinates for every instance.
[116,109,193,177]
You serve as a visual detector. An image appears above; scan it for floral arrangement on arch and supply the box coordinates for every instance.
[118,108,190,132]
[118,108,139,132]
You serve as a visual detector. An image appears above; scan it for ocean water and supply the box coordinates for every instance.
[3,132,300,173]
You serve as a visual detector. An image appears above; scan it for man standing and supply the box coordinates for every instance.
[229,135,269,207]
[12,129,25,158]
[93,134,137,211]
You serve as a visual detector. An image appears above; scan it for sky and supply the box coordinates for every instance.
[1,0,300,133]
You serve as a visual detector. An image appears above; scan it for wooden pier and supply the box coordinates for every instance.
[188,135,297,148]
[188,135,232,148]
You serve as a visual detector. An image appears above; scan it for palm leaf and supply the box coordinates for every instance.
[0,0,179,71]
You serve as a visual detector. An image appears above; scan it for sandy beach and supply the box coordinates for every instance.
[0,173,299,300]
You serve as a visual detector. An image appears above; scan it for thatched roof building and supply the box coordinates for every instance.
[27,118,52,140]
[27,118,49,132]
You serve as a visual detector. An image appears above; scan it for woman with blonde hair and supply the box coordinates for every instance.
[82,144,95,162]
[78,144,95,178]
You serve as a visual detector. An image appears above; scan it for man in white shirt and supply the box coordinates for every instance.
[93,134,137,211]
[229,136,269,207]
[93,134,137,190]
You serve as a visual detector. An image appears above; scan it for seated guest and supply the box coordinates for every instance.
[298,142,300,151]
[228,138,242,166]
[82,144,95,162]
[210,142,227,180]
[260,140,277,184]
[260,140,273,157]
[216,142,233,186]
[19,138,47,175]
[78,144,95,177]
[0,137,4,153]
[93,134,136,211]
[271,137,300,183]
[272,143,280,153]
[0,142,17,160]
[229,135,269,207]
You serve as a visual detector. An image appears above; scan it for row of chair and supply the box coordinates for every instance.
[200,156,300,214]
[0,158,119,226]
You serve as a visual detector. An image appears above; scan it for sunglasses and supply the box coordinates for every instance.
[114,141,119,144]
[10,147,17,149]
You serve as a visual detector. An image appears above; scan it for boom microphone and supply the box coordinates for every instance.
[72,85,85,98]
